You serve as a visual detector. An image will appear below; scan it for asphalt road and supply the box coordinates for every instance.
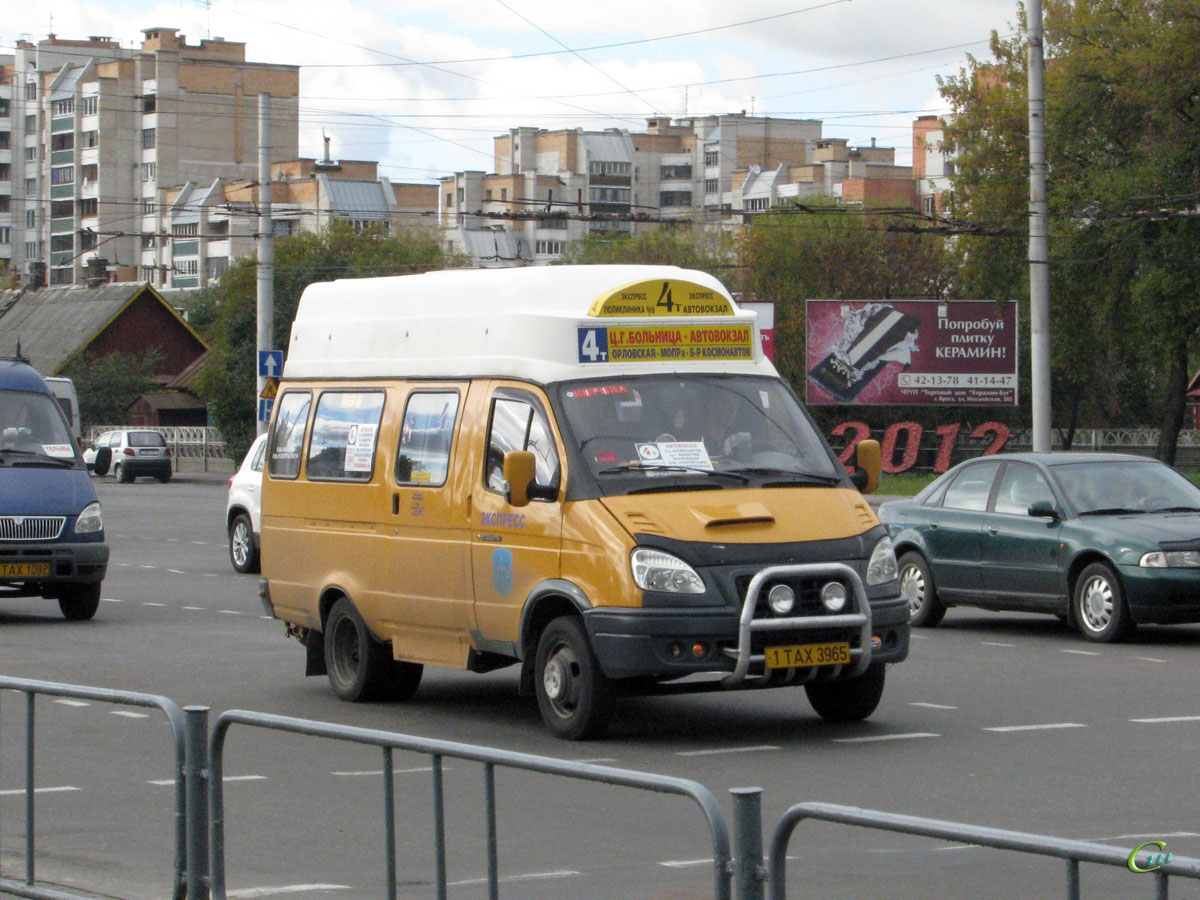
[3,477,1200,900]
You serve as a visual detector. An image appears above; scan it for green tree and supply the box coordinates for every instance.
[939,0,1200,460]
[195,223,464,461]
[62,348,163,427]
[558,226,734,271]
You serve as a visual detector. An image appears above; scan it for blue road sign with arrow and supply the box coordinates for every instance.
[258,350,283,378]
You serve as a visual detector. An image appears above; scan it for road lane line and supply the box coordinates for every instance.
[111,710,149,718]
[102,598,122,603]
[219,609,244,615]
[142,602,165,607]
[981,642,1015,648]
[1130,715,1200,723]
[448,870,579,887]
[661,859,710,868]
[1133,656,1165,663]
[0,786,80,796]
[984,723,1086,732]
[54,698,89,707]
[331,767,438,776]
[226,886,350,898]
[1061,649,1100,656]
[676,745,779,757]
[832,732,940,744]
[150,775,267,786]
[168,569,186,574]
[910,702,957,710]
[182,606,207,611]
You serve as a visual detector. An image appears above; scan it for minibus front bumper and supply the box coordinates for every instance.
[584,564,908,684]
[0,541,109,594]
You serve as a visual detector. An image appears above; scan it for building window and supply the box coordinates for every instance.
[143,95,156,114]
[24,146,37,161]
[705,179,719,194]
[0,164,9,181]
[142,234,156,249]
[0,196,8,212]
[50,200,74,219]
[142,128,156,149]
[745,197,770,211]
[272,220,294,236]
[208,257,228,280]
[82,130,98,148]
[0,99,8,117]
[25,179,37,194]
[141,265,158,284]
[660,164,692,180]
[142,162,156,182]
[444,192,452,208]
[51,99,74,116]
[25,82,37,100]
[142,199,155,215]
[588,186,630,204]
[79,197,98,217]
[51,234,74,252]
[0,227,10,245]
[501,188,507,202]
[80,230,97,251]
[51,166,74,185]
[704,150,719,168]
[176,259,199,276]
[81,164,98,184]
[26,241,39,257]
[0,133,8,151]
[923,196,935,217]
[484,189,492,201]
[80,96,98,116]
[172,222,198,236]
[51,132,73,151]
[588,161,631,176]
[659,191,693,208]
[25,210,36,228]
[535,240,563,255]
[25,115,37,134]
[50,268,73,285]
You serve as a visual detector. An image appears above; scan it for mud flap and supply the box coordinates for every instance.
[304,629,327,676]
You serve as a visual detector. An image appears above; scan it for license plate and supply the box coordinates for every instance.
[0,562,51,577]
[765,641,851,669]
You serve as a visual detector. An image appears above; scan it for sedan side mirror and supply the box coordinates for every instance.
[1028,499,1058,519]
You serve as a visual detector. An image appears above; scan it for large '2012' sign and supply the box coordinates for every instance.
[832,421,1012,474]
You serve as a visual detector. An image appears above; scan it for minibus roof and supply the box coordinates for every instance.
[284,265,778,383]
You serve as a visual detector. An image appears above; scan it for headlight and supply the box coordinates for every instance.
[820,581,848,612]
[630,548,705,593]
[767,583,796,615]
[1140,550,1200,568]
[74,501,103,535]
[866,535,898,585]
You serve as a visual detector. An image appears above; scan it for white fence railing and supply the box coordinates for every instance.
[85,426,229,467]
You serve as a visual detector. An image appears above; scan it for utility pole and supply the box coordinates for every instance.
[1028,0,1052,452]
[256,93,275,435]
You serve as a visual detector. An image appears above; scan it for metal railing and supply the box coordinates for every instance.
[84,426,229,467]
[209,709,733,900]
[767,801,1200,900]
[0,676,203,900]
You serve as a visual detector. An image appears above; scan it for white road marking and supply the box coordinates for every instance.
[0,786,80,796]
[111,710,149,719]
[676,745,779,757]
[168,569,186,574]
[219,609,244,615]
[54,698,89,707]
[139,565,156,570]
[182,606,207,611]
[1133,656,1165,663]
[150,775,267,786]
[981,642,1015,648]
[142,602,165,607]
[191,541,208,545]
[660,859,710,868]
[910,702,957,710]
[331,767,437,776]
[1130,715,1200,724]
[832,732,940,744]
[985,723,1086,732]
[226,885,350,898]
[102,598,122,603]
[448,870,579,887]
[910,633,930,639]
[1061,649,1100,656]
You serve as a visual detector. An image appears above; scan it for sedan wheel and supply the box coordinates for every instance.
[228,513,260,573]
[898,551,945,627]
[1074,561,1133,643]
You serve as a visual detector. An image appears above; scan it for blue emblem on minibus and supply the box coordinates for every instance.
[492,548,513,596]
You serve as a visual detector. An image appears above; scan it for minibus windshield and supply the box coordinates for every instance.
[0,389,77,462]
[556,374,841,492]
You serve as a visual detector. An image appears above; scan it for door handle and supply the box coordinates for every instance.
[477,534,503,543]
[987,526,999,535]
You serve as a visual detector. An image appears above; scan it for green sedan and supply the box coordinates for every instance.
[877,452,1200,642]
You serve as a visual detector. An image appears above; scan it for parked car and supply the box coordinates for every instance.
[878,452,1200,642]
[84,429,172,483]
[226,433,267,573]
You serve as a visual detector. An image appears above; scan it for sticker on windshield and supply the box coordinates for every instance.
[343,423,377,472]
[635,441,713,471]
[567,384,628,399]
[41,444,76,458]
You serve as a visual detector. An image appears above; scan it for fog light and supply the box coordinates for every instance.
[767,584,796,616]
[668,642,684,659]
[821,581,848,612]
[871,634,882,649]
[692,642,707,659]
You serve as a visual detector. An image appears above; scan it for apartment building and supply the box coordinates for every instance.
[2,28,298,288]
[913,114,954,218]
[157,157,439,288]
[440,113,915,266]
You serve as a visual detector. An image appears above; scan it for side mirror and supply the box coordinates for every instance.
[502,450,537,508]
[850,439,881,494]
[1028,499,1058,519]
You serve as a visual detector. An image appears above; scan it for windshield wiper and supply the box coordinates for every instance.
[1079,507,1144,516]
[597,463,750,483]
[0,448,75,468]
[724,466,843,485]
[1145,506,1200,514]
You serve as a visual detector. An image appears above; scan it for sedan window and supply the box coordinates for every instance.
[994,463,1053,515]
[941,460,1001,511]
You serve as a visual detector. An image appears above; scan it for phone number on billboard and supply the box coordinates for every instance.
[897,373,1016,388]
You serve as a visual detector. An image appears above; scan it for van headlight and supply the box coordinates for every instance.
[866,535,898,585]
[631,548,705,593]
[1141,550,1200,568]
[74,502,103,535]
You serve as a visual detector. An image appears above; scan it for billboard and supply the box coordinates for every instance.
[805,300,1018,406]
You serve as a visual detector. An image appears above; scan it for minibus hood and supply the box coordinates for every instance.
[0,467,97,516]
[599,487,879,544]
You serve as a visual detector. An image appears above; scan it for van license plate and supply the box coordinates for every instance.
[0,562,51,577]
[765,642,851,669]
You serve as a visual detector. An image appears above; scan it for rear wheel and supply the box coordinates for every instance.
[534,617,614,740]
[805,663,886,722]
[898,551,945,627]
[156,471,171,483]
[58,583,101,621]
[324,597,422,701]
[1074,562,1134,643]
[228,513,260,573]
[115,463,132,483]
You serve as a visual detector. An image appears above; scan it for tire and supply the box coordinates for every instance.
[1074,561,1134,643]
[228,513,260,573]
[58,583,101,621]
[324,597,422,701]
[805,663,886,722]
[898,551,945,627]
[156,471,171,483]
[115,463,132,483]
[534,617,614,740]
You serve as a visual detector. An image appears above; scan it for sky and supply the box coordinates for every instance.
[5,0,1022,184]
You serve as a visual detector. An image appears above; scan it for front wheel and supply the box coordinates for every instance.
[228,513,260,573]
[324,597,422,701]
[534,617,614,740]
[805,663,886,722]
[58,583,101,621]
[1074,562,1134,643]
[898,551,945,627]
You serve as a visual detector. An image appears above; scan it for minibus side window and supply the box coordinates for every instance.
[396,391,459,486]
[485,396,560,496]
[267,391,312,480]
[306,390,385,482]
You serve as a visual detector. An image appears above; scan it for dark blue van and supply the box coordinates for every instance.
[0,359,108,619]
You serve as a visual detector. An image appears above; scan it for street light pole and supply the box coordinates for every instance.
[1028,0,1052,452]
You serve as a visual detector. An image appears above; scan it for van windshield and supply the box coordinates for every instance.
[0,389,77,462]
[555,374,842,493]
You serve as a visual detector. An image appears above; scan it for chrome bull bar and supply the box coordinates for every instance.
[721,562,873,688]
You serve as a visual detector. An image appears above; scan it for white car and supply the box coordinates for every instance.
[226,433,267,573]
[84,429,172,482]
